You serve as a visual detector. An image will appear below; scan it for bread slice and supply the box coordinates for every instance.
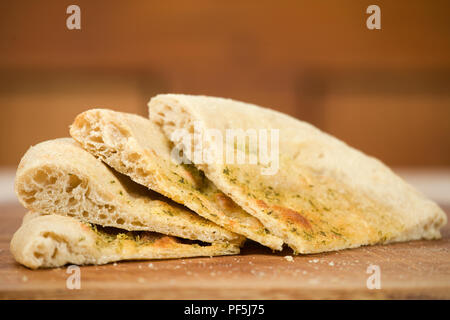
[15,138,241,244]
[70,109,283,250]
[11,212,239,269]
[148,94,447,254]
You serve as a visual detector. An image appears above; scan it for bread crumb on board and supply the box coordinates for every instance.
[284,255,294,262]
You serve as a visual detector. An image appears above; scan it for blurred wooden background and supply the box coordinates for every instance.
[0,0,449,167]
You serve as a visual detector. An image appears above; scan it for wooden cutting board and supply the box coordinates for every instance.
[0,203,449,299]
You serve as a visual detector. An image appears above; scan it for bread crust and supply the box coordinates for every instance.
[11,212,240,269]
[149,94,447,254]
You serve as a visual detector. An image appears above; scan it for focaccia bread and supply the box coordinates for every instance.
[149,94,447,254]
[15,138,241,244]
[70,109,283,250]
[11,212,239,269]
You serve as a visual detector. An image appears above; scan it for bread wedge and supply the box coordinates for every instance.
[11,212,239,269]
[15,138,241,244]
[70,109,283,250]
[149,94,447,254]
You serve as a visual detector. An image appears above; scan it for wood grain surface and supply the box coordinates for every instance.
[0,203,449,300]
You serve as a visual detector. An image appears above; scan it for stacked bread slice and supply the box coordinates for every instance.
[11,114,249,269]
[69,109,283,250]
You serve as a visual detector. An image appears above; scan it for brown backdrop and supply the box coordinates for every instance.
[0,0,449,166]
